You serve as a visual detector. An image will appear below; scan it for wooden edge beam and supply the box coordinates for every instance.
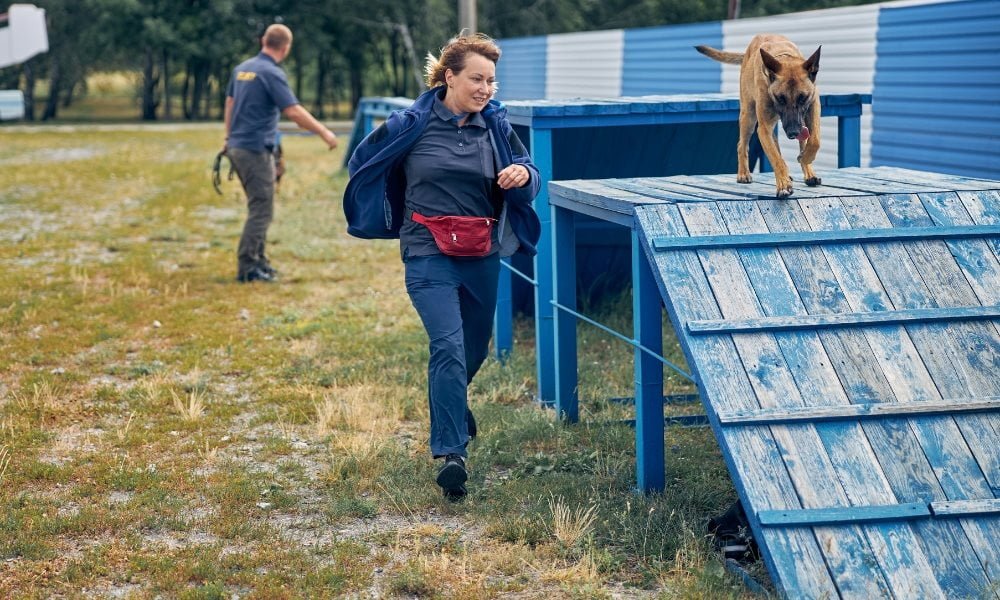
[652,225,1000,251]
[687,305,1000,335]
[758,502,930,527]
[717,398,1000,426]
[929,499,1000,518]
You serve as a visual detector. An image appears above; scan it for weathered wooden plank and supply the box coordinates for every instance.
[652,225,1000,251]
[757,197,993,597]
[876,192,1000,489]
[635,204,842,599]
[687,305,1000,335]
[696,174,847,198]
[808,194,1000,591]
[718,397,1000,425]
[679,200,939,598]
[633,177,748,201]
[548,179,665,216]
[849,166,1000,191]
[666,173,841,200]
[931,499,1000,518]
[817,170,951,194]
[602,179,708,203]
[714,199,974,598]
[759,502,931,527]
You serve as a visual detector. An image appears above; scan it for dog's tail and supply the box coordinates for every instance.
[695,45,743,65]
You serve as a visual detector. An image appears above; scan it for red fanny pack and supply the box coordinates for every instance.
[411,212,496,257]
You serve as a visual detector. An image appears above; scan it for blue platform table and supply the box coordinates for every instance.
[499,92,871,408]
[342,96,413,168]
[550,167,1000,597]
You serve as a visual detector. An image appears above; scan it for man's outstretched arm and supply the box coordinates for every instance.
[283,104,338,149]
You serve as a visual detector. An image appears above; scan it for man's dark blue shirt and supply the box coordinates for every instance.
[226,52,298,152]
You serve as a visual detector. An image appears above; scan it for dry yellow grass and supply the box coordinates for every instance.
[0,125,753,598]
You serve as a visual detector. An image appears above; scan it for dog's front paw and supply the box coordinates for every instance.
[805,176,822,187]
[737,172,753,184]
[775,181,794,198]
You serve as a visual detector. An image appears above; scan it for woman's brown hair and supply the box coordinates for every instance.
[424,33,501,89]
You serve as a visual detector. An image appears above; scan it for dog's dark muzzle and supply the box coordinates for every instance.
[784,122,804,140]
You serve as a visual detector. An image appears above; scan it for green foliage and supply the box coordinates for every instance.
[5,0,884,121]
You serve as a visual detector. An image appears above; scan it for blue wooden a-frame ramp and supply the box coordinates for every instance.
[594,167,1000,597]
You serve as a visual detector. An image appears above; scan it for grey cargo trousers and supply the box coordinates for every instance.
[228,147,276,277]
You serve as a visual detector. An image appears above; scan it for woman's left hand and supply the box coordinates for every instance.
[497,164,530,190]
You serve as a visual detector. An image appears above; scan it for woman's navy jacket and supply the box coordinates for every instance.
[343,87,542,256]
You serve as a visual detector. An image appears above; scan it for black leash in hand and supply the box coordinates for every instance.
[212,148,236,195]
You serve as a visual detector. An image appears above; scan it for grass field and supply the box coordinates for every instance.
[0,124,764,598]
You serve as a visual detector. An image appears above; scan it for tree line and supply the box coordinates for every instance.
[0,0,879,121]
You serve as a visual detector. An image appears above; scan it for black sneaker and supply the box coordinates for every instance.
[260,262,279,277]
[436,454,468,501]
[236,266,276,283]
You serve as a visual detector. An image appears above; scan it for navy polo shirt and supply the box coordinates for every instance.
[400,95,498,258]
[226,52,299,152]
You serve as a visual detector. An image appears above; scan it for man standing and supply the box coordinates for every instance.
[224,23,337,283]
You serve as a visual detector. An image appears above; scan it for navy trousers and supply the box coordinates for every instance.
[405,253,500,458]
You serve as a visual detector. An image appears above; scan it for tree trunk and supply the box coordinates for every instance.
[294,52,303,103]
[182,70,191,119]
[23,63,36,121]
[61,77,78,108]
[142,48,159,120]
[349,60,363,112]
[218,66,227,118]
[389,31,402,96]
[163,49,172,120]
[314,54,327,118]
[191,60,208,120]
[42,61,61,120]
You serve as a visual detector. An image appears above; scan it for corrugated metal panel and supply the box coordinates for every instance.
[872,0,1000,178]
[496,36,547,101]
[621,22,722,95]
[546,29,624,99]
[721,4,881,172]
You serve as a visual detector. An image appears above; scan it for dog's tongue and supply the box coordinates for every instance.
[796,126,810,142]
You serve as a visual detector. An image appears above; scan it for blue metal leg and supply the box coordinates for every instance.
[552,205,578,422]
[633,231,664,492]
[838,113,861,168]
[494,260,513,361]
[531,128,555,406]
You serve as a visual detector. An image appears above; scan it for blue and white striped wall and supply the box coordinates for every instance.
[495,0,1000,179]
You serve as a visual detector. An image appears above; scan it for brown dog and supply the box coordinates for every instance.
[696,34,822,198]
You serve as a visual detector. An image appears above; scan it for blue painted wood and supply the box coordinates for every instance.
[721,196,996,597]
[552,205,578,422]
[687,305,1000,335]
[549,194,635,227]
[874,191,1000,491]
[838,113,862,168]
[652,225,1000,251]
[503,93,869,123]
[718,397,1000,426]
[530,128,555,407]
[634,203,843,598]
[677,198,941,597]
[930,499,1000,518]
[633,229,665,492]
[494,259,513,361]
[802,192,1000,591]
[758,502,931,527]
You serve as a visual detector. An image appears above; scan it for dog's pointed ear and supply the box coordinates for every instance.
[760,49,782,82]
[803,46,821,82]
